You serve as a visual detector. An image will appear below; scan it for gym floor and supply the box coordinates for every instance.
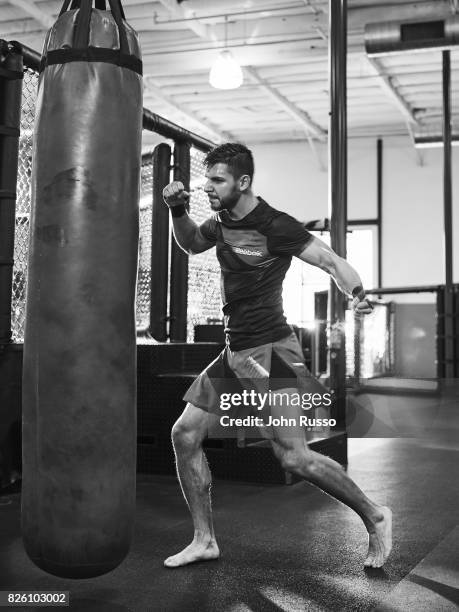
[1,392,458,612]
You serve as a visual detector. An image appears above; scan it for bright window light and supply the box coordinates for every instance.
[283,228,376,327]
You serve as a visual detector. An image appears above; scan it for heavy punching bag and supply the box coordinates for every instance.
[21,0,142,578]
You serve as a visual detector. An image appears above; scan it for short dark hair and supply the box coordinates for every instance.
[204,142,254,182]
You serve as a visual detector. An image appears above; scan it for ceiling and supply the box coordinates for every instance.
[2,0,459,150]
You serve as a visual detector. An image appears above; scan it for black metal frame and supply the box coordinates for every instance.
[328,0,347,427]
[149,144,172,342]
[169,142,191,342]
[442,50,454,379]
[366,284,450,382]
[376,138,383,288]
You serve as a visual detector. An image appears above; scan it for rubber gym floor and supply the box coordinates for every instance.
[1,392,458,612]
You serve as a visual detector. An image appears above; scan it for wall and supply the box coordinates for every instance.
[393,303,437,378]
[250,136,458,289]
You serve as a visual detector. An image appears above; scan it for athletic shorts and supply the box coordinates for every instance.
[183,332,331,436]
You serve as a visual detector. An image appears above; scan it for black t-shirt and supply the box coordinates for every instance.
[200,197,313,350]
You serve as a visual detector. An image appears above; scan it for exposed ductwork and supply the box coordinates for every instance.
[365,15,459,56]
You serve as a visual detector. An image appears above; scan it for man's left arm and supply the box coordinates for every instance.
[297,235,373,314]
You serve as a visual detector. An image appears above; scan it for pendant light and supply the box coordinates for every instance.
[209,16,243,90]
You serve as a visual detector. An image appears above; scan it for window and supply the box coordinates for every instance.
[282,226,377,326]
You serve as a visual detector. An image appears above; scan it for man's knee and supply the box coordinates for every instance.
[275,446,317,476]
[171,407,206,451]
[171,420,197,449]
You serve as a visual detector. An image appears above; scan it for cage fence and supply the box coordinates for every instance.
[345,310,355,379]
[11,68,38,343]
[350,301,394,381]
[347,289,439,390]
[136,155,154,332]
[186,147,221,342]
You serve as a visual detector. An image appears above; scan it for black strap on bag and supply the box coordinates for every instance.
[106,0,129,54]
[58,0,72,15]
[73,0,92,49]
[43,0,141,75]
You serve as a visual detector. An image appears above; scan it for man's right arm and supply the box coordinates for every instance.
[163,181,215,255]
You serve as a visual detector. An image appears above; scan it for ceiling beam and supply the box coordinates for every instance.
[140,38,337,69]
[180,0,316,14]
[365,56,421,126]
[11,0,54,29]
[157,0,219,43]
[171,1,455,31]
[153,5,314,27]
[154,0,327,150]
[0,19,44,37]
[365,53,425,162]
[144,77,234,143]
[244,65,326,141]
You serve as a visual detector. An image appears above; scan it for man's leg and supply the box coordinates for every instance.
[268,393,392,568]
[164,402,220,568]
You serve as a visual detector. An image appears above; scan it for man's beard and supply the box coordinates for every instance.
[209,189,240,211]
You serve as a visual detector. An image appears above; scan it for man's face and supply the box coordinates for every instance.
[204,163,243,211]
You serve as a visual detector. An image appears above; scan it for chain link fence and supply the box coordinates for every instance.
[186,147,221,342]
[136,156,154,331]
[11,68,37,343]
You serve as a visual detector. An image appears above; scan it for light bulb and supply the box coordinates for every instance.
[209,50,243,90]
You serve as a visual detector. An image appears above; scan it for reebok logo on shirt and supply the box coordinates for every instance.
[233,246,263,257]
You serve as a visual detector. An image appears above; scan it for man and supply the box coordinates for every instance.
[162,143,392,570]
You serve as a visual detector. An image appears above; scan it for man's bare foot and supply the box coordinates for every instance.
[364,506,392,568]
[164,538,220,568]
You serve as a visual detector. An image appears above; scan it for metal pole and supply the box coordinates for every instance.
[149,143,171,341]
[169,142,191,342]
[436,288,445,380]
[0,44,23,344]
[143,108,214,153]
[354,315,361,384]
[442,50,454,379]
[377,138,383,288]
[328,0,348,427]
[366,285,441,295]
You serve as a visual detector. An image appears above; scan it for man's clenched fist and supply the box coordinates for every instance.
[352,295,373,315]
[163,181,190,207]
